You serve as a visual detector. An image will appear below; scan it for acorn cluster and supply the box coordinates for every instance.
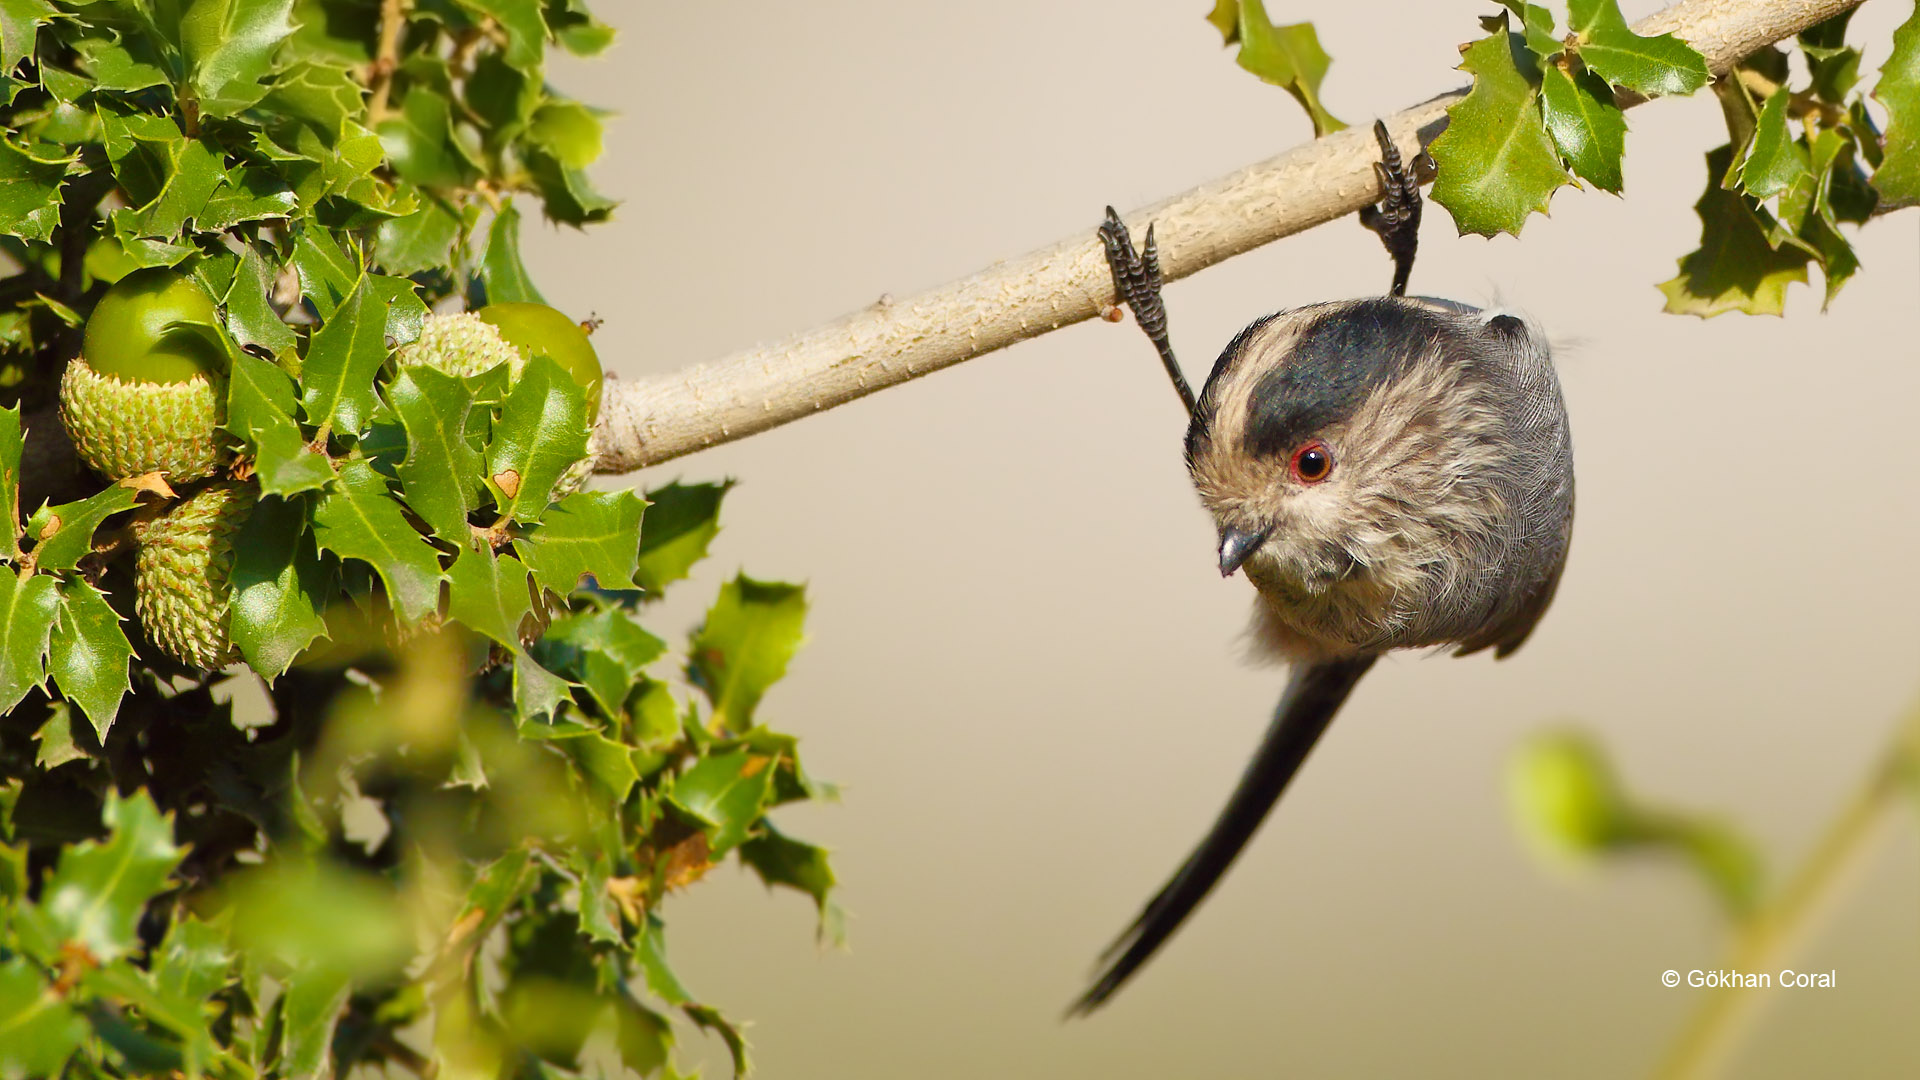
[57,271,603,670]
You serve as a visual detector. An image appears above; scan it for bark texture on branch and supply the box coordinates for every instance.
[593,0,1862,474]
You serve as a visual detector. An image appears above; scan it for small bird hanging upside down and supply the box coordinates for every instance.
[1072,121,1575,1014]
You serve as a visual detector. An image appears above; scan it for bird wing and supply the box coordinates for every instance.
[1069,654,1378,1014]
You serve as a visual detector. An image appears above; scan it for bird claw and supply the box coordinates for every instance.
[1099,207,1196,417]
[1362,120,1423,298]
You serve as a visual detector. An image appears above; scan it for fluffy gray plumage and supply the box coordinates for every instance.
[1074,292,1574,1015]
[1187,295,1574,661]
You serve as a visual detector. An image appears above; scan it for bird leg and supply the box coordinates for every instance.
[1099,206,1197,420]
[1357,119,1426,298]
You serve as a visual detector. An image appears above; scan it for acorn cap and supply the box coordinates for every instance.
[59,358,231,483]
[394,312,523,379]
[134,481,256,670]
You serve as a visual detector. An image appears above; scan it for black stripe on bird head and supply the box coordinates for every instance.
[1186,313,1279,465]
[1240,298,1458,459]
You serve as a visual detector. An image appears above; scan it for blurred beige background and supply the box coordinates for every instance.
[523,2,1920,1076]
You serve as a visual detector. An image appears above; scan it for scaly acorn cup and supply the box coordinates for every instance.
[134,481,257,670]
[396,303,604,497]
[59,269,235,483]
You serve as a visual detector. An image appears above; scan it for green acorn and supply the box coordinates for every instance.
[396,303,605,496]
[59,270,235,483]
[134,481,256,670]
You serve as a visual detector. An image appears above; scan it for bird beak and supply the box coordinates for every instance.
[1217,526,1270,577]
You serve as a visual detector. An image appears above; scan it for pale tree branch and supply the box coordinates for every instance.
[591,0,1862,474]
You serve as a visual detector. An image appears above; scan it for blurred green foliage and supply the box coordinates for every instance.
[0,2,838,1077]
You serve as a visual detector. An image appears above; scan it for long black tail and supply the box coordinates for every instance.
[1068,655,1377,1015]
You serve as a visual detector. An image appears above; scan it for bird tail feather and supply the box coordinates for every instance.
[1068,655,1378,1015]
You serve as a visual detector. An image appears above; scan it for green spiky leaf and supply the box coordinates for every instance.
[229,494,330,680]
[1874,3,1920,206]
[0,565,57,712]
[1567,0,1708,97]
[1215,0,1344,135]
[688,575,806,735]
[26,482,140,574]
[1659,145,1812,317]
[388,365,483,541]
[226,351,337,496]
[635,481,728,597]
[311,459,443,622]
[22,790,183,964]
[513,489,644,595]
[482,354,591,523]
[1540,64,1626,193]
[50,580,133,739]
[1429,18,1571,236]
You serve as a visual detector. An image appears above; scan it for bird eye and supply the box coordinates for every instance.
[1290,441,1334,484]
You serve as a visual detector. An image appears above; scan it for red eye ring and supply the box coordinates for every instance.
[1289,441,1334,484]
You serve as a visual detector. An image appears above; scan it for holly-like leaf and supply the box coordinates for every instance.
[1540,64,1626,193]
[1497,1,1561,59]
[0,405,21,562]
[635,481,728,597]
[479,198,544,305]
[377,87,481,189]
[671,750,775,858]
[535,605,665,719]
[151,915,232,1010]
[34,704,86,771]
[446,545,528,646]
[50,580,133,739]
[1216,0,1344,135]
[311,459,442,622]
[197,164,297,230]
[74,34,170,95]
[569,730,640,803]
[0,959,86,1079]
[388,366,483,541]
[26,481,140,573]
[301,273,399,438]
[0,134,71,243]
[525,147,616,225]
[1567,0,1708,98]
[99,111,226,241]
[0,566,58,712]
[514,489,644,595]
[445,545,571,720]
[1737,87,1809,200]
[483,354,591,523]
[1874,3,1920,207]
[375,193,462,277]
[281,974,352,1079]
[229,494,331,680]
[215,245,299,361]
[740,824,843,946]
[32,790,183,963]
[1429,18,1571,237]
[289,226,359,319]
[688,575,806,734]
[1798,9,1860,106]
[1659,145,1812,317]
[226,351,335,495]
[261,59,363,133]
[178,0,296,116]
[0,0,57,75]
